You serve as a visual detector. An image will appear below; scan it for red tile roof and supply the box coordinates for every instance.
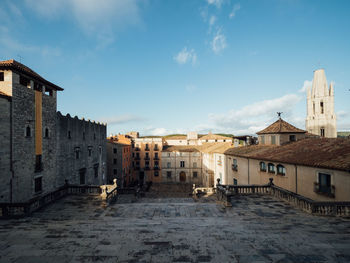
[256,118,306,135]
[0,59,63,91]
[225,138,350,171]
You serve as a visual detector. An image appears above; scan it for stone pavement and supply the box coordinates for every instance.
[0,194,350,262]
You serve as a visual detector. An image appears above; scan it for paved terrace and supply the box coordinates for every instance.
[0,194,350,263]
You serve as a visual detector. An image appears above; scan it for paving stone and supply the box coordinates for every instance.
[0,194,349,262]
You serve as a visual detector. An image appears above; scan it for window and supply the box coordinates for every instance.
[271,135,276,145]
[232,159,238,171]
[0,72,4,81]
[320,101,324,114]
[83,132,85,140]
[113,159,117,164]
[145,153,149,158]
[155,153,159,159]
[35,155,42,172]
[99,146,102,155]
[289,135,296,142]
[233,179,238,185]
[268,163,275,173]
[79,169,86,184]
[44,128,49,138]
[193,171,198,178]
[193,162,197,168]
[75,150,80,160]
[167,162,171,168]
[318,173,331,194]
[154,171,159,177]
[167,171,172,178]
[154,161,159,166]
[168,153,170,157]
[44,87,53,96]
[260,136,265,145]
[277,164,286,175]
[180,161,185,168]
[20,75,30,87]
[88,147,92,157]
[113,169,117,175]
[94,164,99,178]
[113,148,117,154]
[313,102,315,114]
[34,177,42,193]
[259,162,266,172]
[145,161,149,166]
[68,131,71,139]
[320,128,325,137]
[26,126,31,137]
[94,133,96,140]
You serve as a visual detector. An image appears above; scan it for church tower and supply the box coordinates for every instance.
[306,69,337,138]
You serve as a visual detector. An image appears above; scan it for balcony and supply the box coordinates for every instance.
[134,167,140,171]
[145,166,150,170]
[134,148,140,151]
[134,156,140,160]
[154,156,159,160]
[145,147,150,151]
[232,164,238,171]
[154,147,159,151]
[144,156,150,160]
[154,166,160,170]
[314,182,335,198]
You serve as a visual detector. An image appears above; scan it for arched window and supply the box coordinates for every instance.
[268,163,275,173]
[277,164,286,175]
[259,162,266,172]
[45,128,49,138]
[26,126,31,137]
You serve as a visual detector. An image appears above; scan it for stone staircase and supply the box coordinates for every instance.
[145,183,193,198]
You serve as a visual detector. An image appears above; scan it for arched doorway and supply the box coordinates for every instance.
[179,171,186,182]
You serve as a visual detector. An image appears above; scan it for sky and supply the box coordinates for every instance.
[1,0,350,136]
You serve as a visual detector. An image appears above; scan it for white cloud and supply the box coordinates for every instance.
[211,29,227,54]
[101,114,144,125]
[207,0,224,8]
[208,94,303,135]
[299,80,312,93]
[24,0,142,47]
[229,3,241,19]
[209,15,216,26]
[174,47,197,65]
[185,84,197,93]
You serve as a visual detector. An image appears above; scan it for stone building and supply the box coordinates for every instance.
[57,112,106,187]
[161,146,203,184]
[257,117,307,145]
[106,135,132,186]
[0,59,106,203]
[223,118,350,202]
[306,69,337,138]
[132,137,163,184]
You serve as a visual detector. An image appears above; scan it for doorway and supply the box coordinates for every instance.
[180,171,186,182]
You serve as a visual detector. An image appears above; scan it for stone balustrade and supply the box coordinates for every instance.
[216,178,350,217]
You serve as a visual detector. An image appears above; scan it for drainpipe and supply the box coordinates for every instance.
[295,164,298,194]
[10,97,14,203]
[247,158,250,185]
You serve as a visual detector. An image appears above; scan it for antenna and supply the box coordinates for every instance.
[277,112,283,119]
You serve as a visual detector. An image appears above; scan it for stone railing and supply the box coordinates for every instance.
[0,184,102,219]
[216,178,350,217]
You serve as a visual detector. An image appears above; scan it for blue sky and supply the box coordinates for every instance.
[1,0,349,136]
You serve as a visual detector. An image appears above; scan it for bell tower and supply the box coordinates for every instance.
[306,69,337,138]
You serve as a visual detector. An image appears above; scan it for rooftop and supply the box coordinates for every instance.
[0,59,63,91]
[225,137,350,171]
[256,118,306,135]
[1,194,349,262]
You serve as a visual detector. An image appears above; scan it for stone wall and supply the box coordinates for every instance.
[56,112,107,186]
[0,95,11,202]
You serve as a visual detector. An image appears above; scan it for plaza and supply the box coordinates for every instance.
[0,194,349,263]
